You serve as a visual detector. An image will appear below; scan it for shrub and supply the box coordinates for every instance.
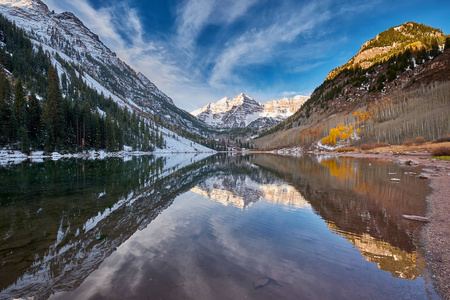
[360,144,375,151]
[414,136,426,145]
[432,135,450,143]
[403,140,414,146]
[431,146,450,156]
[338,146,357,152]
[375,142,389,147]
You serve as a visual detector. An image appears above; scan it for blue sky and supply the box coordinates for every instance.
[45,0,450,111]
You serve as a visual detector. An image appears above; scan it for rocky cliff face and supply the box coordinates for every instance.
[192,93,308,129]
[264,95,309,116]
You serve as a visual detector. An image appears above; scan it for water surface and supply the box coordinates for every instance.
[0,154,436,299]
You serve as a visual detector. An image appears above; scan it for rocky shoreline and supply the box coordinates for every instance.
[335,151,450,299]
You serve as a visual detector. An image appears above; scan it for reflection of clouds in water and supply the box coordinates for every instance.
[55,183,429,299]
[51,156,431,299]
[190,175,310,210]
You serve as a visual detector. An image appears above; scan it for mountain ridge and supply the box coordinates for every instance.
[327,21,446,80]
[0,0,214,152]
[192,93,308,129]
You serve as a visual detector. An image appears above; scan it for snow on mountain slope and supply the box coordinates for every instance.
[190,173,310,210]
[0,0,212,152]
[192,93,308,129]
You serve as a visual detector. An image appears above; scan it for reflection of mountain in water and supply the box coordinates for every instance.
[326,221,420,280]
[191,175,309,209]
[253,155,430,279]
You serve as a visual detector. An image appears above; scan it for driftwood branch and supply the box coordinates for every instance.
[402,215,430,222]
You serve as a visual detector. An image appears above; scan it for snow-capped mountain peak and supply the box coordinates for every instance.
[191,94,308,129]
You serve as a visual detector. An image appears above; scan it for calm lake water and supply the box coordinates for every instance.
[0,154,437,299]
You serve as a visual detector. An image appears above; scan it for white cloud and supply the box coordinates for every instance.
[175,0,257,50]
[208,2,331,87]
[281,91,302,97]
[176,0,216,50]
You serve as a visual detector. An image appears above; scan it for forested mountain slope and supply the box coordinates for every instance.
[0,0,213,152]
[255,22,450,149]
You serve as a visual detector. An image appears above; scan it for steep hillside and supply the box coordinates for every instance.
[192,93,308,129]
[327,22,446,80]
[255,22,450,149]
[0,0,213,152]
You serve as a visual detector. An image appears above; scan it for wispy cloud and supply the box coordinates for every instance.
[208,2,331,87]
[176,0,215,50]
[281,91,308,97]
[175,0,257,50]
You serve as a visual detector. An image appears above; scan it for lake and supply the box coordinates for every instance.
[0,154,437,299]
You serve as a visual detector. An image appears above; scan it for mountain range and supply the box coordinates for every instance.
[0,0,449,152]
[191,93,308,129]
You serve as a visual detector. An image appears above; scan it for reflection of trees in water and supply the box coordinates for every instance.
[254,155,428,251]
[253,154,429,279]
[0,155,208,299]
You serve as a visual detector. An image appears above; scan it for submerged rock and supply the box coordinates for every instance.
[253,277,270,289]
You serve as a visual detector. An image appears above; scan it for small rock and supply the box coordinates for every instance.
[390,178,400,182]
[404,172,416,175]
[416,174,428,179]
[254,277,270,289]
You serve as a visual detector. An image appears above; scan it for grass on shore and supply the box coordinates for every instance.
[431,156,450,161]
[355,142,450,154]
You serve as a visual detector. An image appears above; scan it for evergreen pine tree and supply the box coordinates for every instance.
[19,126,29,154]
[8,112,18,143]
[445,37,450,51]
[27,93,41,146]
[13,79,26,126]
[42,65,64,145]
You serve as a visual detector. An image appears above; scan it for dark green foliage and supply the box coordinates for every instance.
[429,38,440,57]
[0,71,11,144]
[13,79,26,125]
[387,69,397,82]
[445,37,450,51]
[28,93,41,142]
